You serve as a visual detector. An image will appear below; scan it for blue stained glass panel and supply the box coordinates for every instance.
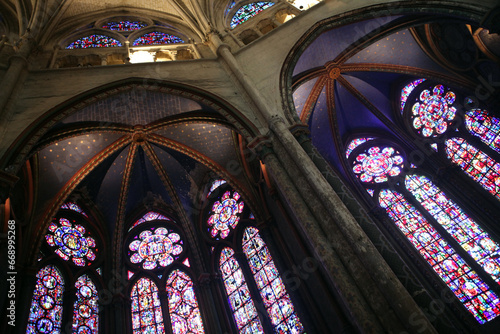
[465,109,500,154]
[132,32,184,46]
[102,21,147,31]
[66,35,122,49]
[230,2,275,28]
[61,202,88,217]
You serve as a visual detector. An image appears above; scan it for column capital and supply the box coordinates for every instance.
[247,135,273,158]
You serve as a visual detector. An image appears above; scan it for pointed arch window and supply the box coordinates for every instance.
[73,275,99,333]
[130,278,165,334]
[230,2,275,28]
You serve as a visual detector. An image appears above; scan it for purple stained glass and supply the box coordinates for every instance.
[445,138,500,200]
[26,266,64,333]
[131,278,165,334]
[132,32,184,46]
[230,2,275,28]
[411,85,457,137]
[166,270,205,334]
[129,211,170,231]
[400,79,426,112]
[66,35,122,49]
[207,179,227,197]
[352,146,404,183]
[465,109,500,154]
[378,189,500,323]
[45,218,97,266]
[242,227,305,333]
[73,275,99,334]
[207,191,244,239]
[220,248,264,333]
[345,138,374,158]
[61,202,88,217]
[128,227,183,270]
[102,21,147,31]
[405,174,500,284]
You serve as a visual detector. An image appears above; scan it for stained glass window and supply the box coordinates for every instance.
[410,84,457,137]
[73,275,99,334]
[405,174,500,283]
[102,21,147,31]
[207,190,244,239]
[45,218,97,266]
[351,146,404,183]
[445,138,500,200]
[66,35,122,49]
[345,137,374,158]
[242,227,304,332]
[465,109,500,154]
[226,0,237,15]
[379,189,500,323]
[27,265,65,333]
[132,32,184,46]
[208,179,227,197]
[230,2,275,28]
[130,278,165,334]
[166,270,205,334]
[220,247,264,333]
[128,227,183,270]
[129,211,170,231]
[61,202,88,217]
[400,78,425,112]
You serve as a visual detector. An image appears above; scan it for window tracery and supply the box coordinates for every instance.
[230,2,275,28]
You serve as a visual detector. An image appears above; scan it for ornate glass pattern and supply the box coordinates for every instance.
[166,270,205,334]
[226,0,237,15]
[207,191,244,239]
[132,32,184,46]
[352,146,404,183]
[207,179,227,197]
[73,275,99,334]
[220,248,264,333]
[465,109,500,153]
[378,189,500,323]
[445,138,500,200]
[66,35,122,49]
[230,2,275,28]
[242,227,304,332]
[45,218,97,266]
[128,227,183,270]
[102,21,147,31]
[400,78,425,112]
[61,202,88,217]
[130,211,170,231]
[131,278,165,334]
[405,174,500,283]
[411,85,457,137]
[26,266,65,333]
[345,137,374,158]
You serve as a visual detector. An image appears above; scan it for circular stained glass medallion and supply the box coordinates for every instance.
[208,191,245,239]
[352,146,404,183]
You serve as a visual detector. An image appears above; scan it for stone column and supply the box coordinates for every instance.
[49,46,60,68]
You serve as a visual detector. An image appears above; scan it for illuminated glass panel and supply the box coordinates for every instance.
[226,0,237,15]
[73,275,99,334]
[352,146,404,183]
[132,32,184,46]
[208,179,227,197]
[45,218,97,266]
[166,270,205,334]
[378,189,500,323]
[130,278,165,334]
[128,227,183,270]
[242,227,304,332]
[61,202,88,217]
[400,79,425,112]
[66,35,122,49]
[230,2,275,28]
[465,109,500,153]
[220,248,264,333]
[345,137,374,158]
[405,174,500,284]
[26,266,64,333]
[207,190,244,239]
[411,85,457,137]
[445,138,500,200]
[102,21,147,31]
[129,211,170,231]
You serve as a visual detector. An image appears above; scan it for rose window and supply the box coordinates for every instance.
[411,85,457,137]
[45,218,97,266]
[128,227,183,270]
[208,191,245,239]
[352,146,404,183]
